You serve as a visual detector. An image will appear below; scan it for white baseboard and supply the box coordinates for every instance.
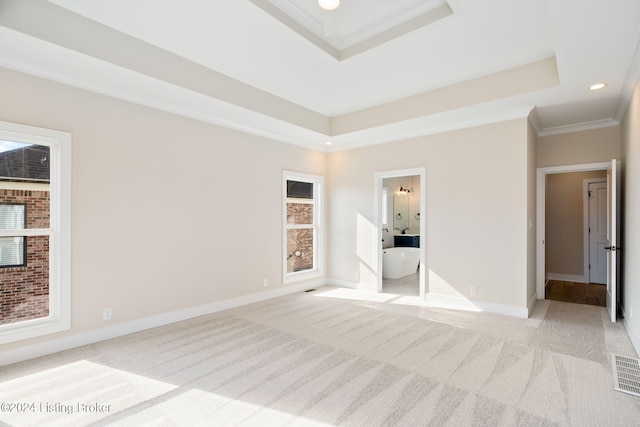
[423,293,529,319]
[1,281,322,367]
[547,273,586,283]
[325,278,379,292]
[325,278,358,289]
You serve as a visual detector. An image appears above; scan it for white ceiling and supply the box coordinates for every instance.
[1,0,639,151]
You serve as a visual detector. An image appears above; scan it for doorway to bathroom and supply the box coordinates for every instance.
[374,168,425,298]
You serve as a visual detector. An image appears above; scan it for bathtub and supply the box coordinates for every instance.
[383,247,420,279]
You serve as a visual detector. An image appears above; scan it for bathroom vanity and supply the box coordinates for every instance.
[394,234,419,248]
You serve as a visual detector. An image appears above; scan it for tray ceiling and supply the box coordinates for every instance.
[0,0,638,151]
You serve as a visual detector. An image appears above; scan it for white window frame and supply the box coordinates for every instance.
[0,121,71,344]
[282,171,324,284]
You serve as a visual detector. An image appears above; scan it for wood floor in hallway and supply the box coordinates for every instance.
[545,279,606,307]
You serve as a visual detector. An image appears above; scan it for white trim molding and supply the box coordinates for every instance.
[282,170,325,285]
[374,168,426,298]
[536,162,610,300]
[537,118,619,138]
[424,293,529,319]
[547,273,587,283]
[0,121,72,345]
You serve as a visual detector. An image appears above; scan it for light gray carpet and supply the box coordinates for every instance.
[1,286,640,426]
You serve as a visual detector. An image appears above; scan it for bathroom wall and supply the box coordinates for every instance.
[381,179,393,249]
[383,175,421,237]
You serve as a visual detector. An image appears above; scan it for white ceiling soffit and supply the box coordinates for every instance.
[249,0,454,60]
[0,0,639,151]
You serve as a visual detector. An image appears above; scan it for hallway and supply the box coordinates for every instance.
[545,280,606,307]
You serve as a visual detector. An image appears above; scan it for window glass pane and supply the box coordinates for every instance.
[0,140,51,230]
[287,180,313,199]
[0,204,25,230]
[286,200,314,226]
[0,235,49,324]
[286,229,314,273]
[0,140,51,324]
[0,236,24,266]
[0,140,50,182]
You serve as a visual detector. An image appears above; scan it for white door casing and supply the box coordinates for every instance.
[588,181,607,284]
[536,161,611,301]
[606,159,621,323]
[374,168,426,297]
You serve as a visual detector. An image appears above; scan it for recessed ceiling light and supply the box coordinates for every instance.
[318,0,340,11]
[589,83,606,90]
[325,141,333,145]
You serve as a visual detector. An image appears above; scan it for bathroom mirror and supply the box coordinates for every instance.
[393,193,409,231]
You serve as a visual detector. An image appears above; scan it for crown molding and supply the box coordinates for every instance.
[527,107,542,135]
[249,0,453,61]
[327,106,535,152]
[614,29,640,122]
[537,118,619,138]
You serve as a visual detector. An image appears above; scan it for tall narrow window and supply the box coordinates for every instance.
[0,121,71,344]
[283,171,323,283]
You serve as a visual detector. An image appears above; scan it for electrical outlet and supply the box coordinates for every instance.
[263,278,268,288]
[103,308,112,321]
[470,286,477,296]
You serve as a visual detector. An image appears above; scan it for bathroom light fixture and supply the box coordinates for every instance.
[318,0,340,11]
[398,186,411,195]
[589,83,606,90]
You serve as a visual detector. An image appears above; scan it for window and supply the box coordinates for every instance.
[0,121,71,344]
[283,171,323,283]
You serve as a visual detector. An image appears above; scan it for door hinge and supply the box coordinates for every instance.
[589,264,591,269]
[588,190,592,197]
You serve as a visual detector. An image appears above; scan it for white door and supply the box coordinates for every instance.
[606,160,621,322]
[588,181,607,284]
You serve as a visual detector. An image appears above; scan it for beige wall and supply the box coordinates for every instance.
[328,119,531,309]
[545,170,607,279]
[8,60,619,354]
[537,126,620,167]
[0,67,327,351]
[621,77,640,352]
